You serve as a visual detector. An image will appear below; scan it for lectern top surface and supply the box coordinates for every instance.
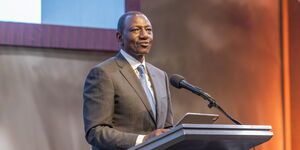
[177,124,272,130]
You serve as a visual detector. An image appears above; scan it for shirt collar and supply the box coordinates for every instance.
[120,49,146,70]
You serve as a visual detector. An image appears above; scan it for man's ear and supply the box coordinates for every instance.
[116,32,122,42]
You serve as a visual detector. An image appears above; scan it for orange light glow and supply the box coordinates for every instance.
[281,0,291,150]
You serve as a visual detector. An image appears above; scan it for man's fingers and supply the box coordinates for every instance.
[155,129,168,135]
[143,129,170,142]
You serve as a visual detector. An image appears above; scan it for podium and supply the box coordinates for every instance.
[129,124,273,150]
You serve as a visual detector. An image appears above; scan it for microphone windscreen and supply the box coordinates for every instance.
[169,74,185,88]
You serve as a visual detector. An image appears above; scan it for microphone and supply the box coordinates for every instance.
[169,74,212,100]
[169,74,242,125]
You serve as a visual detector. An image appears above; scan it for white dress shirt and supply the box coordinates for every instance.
[120,49,155,99]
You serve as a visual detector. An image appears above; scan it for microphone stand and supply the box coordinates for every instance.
[183,82,242,125]
[201,93,242,125]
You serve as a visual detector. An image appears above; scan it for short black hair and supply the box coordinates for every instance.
[117,11,144,33]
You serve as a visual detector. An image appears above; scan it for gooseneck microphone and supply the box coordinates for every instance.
[170,74,212,100]
[170,74,242,125]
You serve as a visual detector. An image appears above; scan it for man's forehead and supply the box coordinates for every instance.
[124,14,152,26]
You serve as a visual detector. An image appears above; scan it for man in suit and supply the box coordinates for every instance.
[83,11,173,150]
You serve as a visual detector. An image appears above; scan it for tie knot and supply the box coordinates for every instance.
[137,65,145,75]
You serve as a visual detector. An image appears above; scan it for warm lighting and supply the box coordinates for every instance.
[281,0,292,150]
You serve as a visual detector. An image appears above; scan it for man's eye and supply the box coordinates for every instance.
[131,28,139,32]
[146,28,152,32]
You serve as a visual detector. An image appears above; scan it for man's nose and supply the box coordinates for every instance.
[139,29,150,39]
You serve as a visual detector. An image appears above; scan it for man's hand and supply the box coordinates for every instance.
[142,129,169,142]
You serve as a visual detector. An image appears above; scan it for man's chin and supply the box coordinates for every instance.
[137,48,151,55]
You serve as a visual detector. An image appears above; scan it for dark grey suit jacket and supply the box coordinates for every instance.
[83,52,173,150]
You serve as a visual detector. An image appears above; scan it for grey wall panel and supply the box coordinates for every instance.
[0,46,115,150]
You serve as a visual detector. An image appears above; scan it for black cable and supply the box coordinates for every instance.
[194,87,242,125]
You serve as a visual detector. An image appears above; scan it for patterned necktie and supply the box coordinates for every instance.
[137,65,156,120]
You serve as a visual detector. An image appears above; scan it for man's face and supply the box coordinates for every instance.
[118,14,153,60]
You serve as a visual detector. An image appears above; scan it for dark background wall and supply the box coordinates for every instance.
[0,0,295,150]
[141,0,282,149]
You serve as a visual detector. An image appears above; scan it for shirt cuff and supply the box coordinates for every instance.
[135,135,145,146]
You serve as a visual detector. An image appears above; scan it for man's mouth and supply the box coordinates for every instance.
[139,42,150,48]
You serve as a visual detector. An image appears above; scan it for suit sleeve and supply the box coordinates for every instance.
[164,72,174,128]
[83,67,138,150]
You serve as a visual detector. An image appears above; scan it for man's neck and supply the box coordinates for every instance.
[135,55,144,63]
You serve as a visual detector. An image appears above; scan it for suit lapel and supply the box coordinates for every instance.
[114,53,156,124]
[146,63,164,127]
